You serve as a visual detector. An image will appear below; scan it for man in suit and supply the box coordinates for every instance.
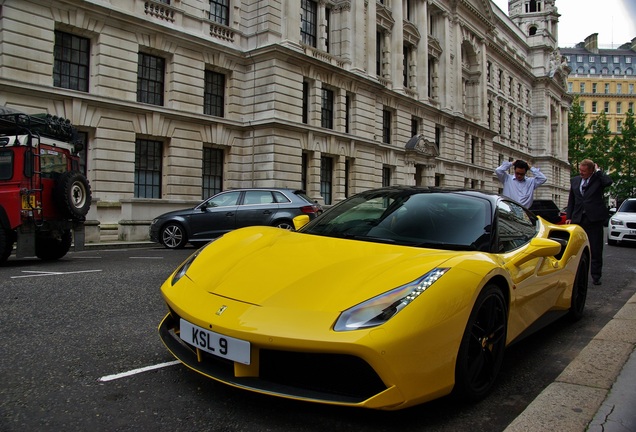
[566,159,613,285]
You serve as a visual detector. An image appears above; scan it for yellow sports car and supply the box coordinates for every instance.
[158,187,590,410]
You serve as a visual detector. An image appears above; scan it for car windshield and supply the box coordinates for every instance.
[618,200,636,213]
[301,190,492,250]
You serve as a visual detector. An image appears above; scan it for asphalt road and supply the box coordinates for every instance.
[1,239,635,432]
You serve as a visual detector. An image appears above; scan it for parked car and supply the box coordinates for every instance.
[159,186,590,410]
[149,188,322,249]
[529,199,565,224]
[607,198,636,246]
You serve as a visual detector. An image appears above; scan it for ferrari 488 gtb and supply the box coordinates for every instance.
[159,187,590,410]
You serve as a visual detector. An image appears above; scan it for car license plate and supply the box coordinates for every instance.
[21,195,36,209]
[180,319,250,365]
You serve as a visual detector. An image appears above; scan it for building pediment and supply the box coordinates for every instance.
[405,135,440,157]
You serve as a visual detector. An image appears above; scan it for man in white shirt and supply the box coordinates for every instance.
[495,159,547,208]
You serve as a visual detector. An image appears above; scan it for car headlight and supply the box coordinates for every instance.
[334,268,449,331]
[171,249,201,286]
[610,218,624,226]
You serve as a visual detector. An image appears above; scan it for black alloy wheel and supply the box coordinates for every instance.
[568,252,589,321]
[454,284,508,401]
[161,223,188,249]
[274,219,294,230]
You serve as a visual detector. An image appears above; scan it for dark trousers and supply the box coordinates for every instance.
[579,215,604,281]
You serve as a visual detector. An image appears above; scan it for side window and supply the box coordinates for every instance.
[0,150,13,180]
[273,191,291,203]
[207,191,240,208]
[243,190,275,205]
[496,200,536,252]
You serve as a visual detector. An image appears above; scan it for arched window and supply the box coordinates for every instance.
[529,26,537,36]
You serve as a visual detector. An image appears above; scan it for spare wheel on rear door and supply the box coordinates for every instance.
[53,171,92,220]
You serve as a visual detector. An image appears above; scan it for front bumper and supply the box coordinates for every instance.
[608,224,636,243]
[158,311,403,408]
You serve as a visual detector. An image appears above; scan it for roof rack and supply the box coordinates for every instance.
[0,108,78,143]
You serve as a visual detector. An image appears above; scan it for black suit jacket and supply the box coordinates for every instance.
[566,170,613,223]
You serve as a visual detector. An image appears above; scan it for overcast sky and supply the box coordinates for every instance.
[492,0,636,48]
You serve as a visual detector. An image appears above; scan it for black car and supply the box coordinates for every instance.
[529,199,565,224]
[149,188,322,248]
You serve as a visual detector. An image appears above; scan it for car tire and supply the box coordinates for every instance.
[35,229,72,261]
[161,223,188,249]
[0,228,15,263]
[568,252,589,322]
[607,238,618,246]
[454,284,507,402]
[53,171,92,220]
[273,219,294,230]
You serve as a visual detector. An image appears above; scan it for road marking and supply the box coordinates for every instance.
[130,257,164,259]
[11,269,103,279]
[98,360,181,382]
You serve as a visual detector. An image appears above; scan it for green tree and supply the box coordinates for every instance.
[567,95,588,176]
[609,110,636,201]
[586,111,612,170]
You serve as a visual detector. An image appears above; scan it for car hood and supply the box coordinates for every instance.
[613,211,636,221]
[183,227,458,312]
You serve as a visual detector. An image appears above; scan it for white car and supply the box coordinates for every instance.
[608,198,636,245]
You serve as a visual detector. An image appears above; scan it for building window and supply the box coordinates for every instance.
[577,55,583,62]
[53,31,90,92]
[321,87,334,129]
[614,68,621,75]
[498,69,503,90]
[301,0,317,47]
[614,56,620,63]
[344,158,351,198]
[487,61,491,83]
[324,7,331,52]
[604,83,610,94]
[435,124,442,152]
[320,156,333,205]
[76,131,88,176]
[601,56,607,63]
[604,101,610,113]
[617,83,623,94]
[617,120,623,133]
[627,57,632,64]
[499,107,504,135]
[376,32,384,76]
[204,70,225,117]
[301,152,308,191]
[382,108,392,144]
[137,53,165,106]
[134,139,162,198]
[617,102,622,114]
[589,56,595,62]
[591,101,597,113]
[589,67,596,74]
[411,116,420,137]
[592,83,597,94]
[580,101,585,111]
[209,0,229,25]
[629,102,634,113]
[630,84,635,94]
[345,93,351,134]
[202,147,223,198]
[403,45,410,87]
[302,80,309,124]
[382,166,391,187]
[487,101,493,128]
[568,82,573,92]
[509,77,514,96]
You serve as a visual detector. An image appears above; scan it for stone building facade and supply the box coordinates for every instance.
[0,0,571,241]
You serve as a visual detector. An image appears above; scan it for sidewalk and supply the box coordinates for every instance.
[505,286,636,432]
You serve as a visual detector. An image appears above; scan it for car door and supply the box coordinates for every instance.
[234,190,280,228]
[497,200,562,339]
[188,191,241,240]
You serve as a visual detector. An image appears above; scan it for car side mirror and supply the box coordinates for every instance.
[513,237,563,266]
[293,215,310,231]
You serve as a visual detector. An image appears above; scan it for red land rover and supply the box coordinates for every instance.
[0,107,91,264]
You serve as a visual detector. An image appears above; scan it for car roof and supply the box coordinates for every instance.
[357,186,501,205]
